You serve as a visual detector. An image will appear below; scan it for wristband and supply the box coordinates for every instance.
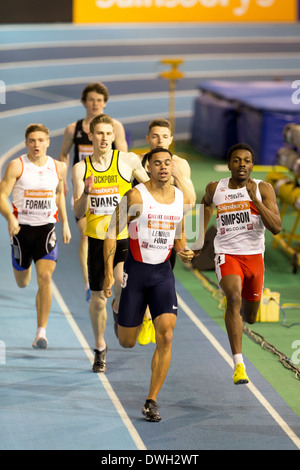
[84,187,90,195]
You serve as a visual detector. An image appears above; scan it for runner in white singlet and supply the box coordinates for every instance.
[197,143,281,385]
[103,147,194,422]
[0,124,71,350]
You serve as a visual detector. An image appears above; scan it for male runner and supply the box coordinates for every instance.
[59,82,128,302]
[72,114,148,373]
[137,118,196,344]
[0,124,71,348]
[103,147,194,422]
[199,143,281,384]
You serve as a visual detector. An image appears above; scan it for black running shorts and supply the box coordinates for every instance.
[11,223,57,271]
[88,237,128,292]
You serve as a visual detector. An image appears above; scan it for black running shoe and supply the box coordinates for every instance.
[92,347,107,373]
[142,399,161,422]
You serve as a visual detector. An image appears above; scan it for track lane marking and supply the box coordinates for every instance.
[177,294,300,450]
[51,281,147,451]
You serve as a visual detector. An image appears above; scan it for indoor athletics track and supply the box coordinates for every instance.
[0,23,300,451]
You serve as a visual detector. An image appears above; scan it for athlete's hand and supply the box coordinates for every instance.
[62,223,72,244]
[246,178,258,203]
[103,275,114,298]
[178,248,194,263]
[8,214,20,237]
[84,173,94,195]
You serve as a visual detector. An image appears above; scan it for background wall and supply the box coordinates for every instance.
[0,0,72,23]
[0,0,298,24]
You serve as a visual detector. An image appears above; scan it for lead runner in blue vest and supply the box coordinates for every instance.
[103,147,194,422]
[72,114,149,374]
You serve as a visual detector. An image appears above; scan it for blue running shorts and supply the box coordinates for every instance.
[118,251,178,328]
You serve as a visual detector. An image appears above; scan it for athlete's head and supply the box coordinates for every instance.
[146,119,173,150]
[227,143,255,163]
[146,147,173,162]
[145,148,173,183]
[227,143,254,182]
[89,114,114,134]
[25,123,49,140]
[25,124,50,158]
[81,82,109,104]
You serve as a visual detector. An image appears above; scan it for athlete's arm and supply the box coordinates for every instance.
[113,119,128,152]
[58,123,75,167]
[0,159,22,237]
[120,152,149,184]
[202,181,217,233]
[58,122,75,195]
[175,195,195,262]
[247,179,281,235]
[103,188,142,298]
[55,161,71,244]
[190,181,217,253]
[172,155,196,208]
[72,160,93,220]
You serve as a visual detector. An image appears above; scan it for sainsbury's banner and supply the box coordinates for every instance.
[73,0,297,23]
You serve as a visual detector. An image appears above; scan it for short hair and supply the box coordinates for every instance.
[148,118,172,133]
[145,147,173,162]
[81,82,109,103]
[25,124,49,139]
[227,143,255,162]
[89,114,114,134]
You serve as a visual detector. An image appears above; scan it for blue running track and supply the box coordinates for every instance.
[0,22,300,451]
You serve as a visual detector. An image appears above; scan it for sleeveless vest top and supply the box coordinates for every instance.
[12,154,59,226]
[129,183,184,264]
[212,177,265,255]
[84,150,132,240]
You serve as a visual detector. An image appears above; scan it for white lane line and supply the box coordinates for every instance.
[51,281,147,451]
[1,52,300,69]
[0,90,197,120]
[3,66,300,94]
[177,294,300,450]
[1,35,299,51]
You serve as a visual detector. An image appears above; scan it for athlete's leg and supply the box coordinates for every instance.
[118,325,141,348]
[241,299,260,325]
[77,217,89,296]
[13,266,32,288]
[89,290,107,350]
[111,261,124,312]
[147,313,176,402]
[220,274,243,355]
[35,258,56,329]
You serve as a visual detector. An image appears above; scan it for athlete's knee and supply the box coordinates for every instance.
[242,308,258,325]
[38,270,53,285]
[16,277,30,288]
[14,269,31,288]
[118,326,138,348]
[119,337,136,349]
[156,327,174,350]
[241,299,259,324]
[91,291,106,312]
[225,290,242,312]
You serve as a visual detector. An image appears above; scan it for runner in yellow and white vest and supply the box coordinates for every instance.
[72,114,149,373]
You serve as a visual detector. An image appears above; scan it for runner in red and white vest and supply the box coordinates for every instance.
[199,143,281,386]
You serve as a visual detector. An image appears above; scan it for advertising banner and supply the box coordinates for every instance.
[73,0,297,23]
